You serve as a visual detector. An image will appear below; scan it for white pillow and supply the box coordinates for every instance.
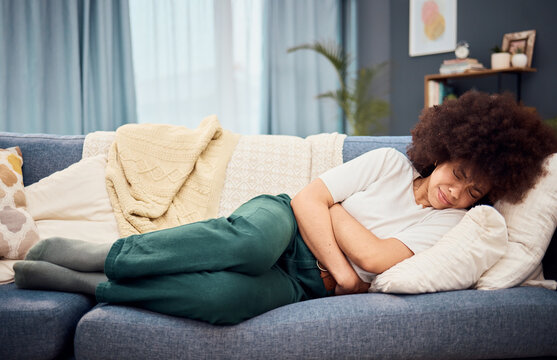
[25,154,119,243]
[476,154,557,290]
[370,205,507,294]
[1,155,120,283]
[0,155,119,284]
[26,155,115,224]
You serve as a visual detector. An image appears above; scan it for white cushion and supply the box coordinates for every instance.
[370,205,507,294]
[476,154,557,290]
[26,155,117,225]
[0,155,121,282]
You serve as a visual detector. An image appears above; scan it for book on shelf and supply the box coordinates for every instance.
[427,80,456,107]
[442,58,479,65]
[439,58,485,74]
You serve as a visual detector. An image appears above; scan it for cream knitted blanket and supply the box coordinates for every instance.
[84,127,344,233]
[105,116,240,236]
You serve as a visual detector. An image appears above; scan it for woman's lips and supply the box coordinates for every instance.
[438,188,453,207]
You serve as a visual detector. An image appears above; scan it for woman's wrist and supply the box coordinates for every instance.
[333,267,361,292]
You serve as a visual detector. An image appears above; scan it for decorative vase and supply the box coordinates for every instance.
[511,53,528,68]
[491,53,511,69]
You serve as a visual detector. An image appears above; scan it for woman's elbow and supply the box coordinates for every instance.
[357,255,392,274]
[292,179,333,209]
[357,245,413,274]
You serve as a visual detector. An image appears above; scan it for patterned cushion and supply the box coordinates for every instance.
[217,135,312,217]
[0,147,39,259]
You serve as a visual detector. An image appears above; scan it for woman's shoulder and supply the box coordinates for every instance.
[343,147,415,184]
[364,147,414,171]
[359,147,409,163]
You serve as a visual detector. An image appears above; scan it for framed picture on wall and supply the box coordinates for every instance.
[502,30,536,67]
[409,0,457,57]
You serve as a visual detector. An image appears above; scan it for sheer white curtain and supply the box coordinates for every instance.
[262,0,341,136]
[129,0,263,134]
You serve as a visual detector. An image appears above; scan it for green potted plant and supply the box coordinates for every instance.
[491,45,511,69]
[288,40,389,135]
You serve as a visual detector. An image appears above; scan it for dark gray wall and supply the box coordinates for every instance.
[358,0,557,135]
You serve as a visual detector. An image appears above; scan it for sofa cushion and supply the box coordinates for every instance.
[0,155,121,284]
[75,287,557,360]
[477,154,557,289]
[25,154,119,242]
[0,147,40,260]
[370,205,507,293]
[0,283,95,360]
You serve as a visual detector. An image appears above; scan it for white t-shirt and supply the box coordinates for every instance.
[319,147,466,282]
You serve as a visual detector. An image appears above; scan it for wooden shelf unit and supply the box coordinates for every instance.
[424,67,537,108]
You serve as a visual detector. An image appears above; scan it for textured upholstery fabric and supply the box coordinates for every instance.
[0,283,95,360]
[0,133,92,359]
[75,287,557,360]
[343,136,412,162]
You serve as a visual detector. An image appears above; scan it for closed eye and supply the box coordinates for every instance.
[468,188,482,199]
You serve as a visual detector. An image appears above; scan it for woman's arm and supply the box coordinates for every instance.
[291,179,364,293]
[329,204,413,274]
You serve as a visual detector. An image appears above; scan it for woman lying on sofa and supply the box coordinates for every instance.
[14,90,557,325]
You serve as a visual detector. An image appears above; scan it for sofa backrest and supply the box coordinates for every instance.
[343,136,412,162]
[0,131,555,280]
[0,132,85,186]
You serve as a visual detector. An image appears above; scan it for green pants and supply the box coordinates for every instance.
[96,194,333,325]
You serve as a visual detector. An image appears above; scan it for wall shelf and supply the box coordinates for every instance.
[424,67,537,108]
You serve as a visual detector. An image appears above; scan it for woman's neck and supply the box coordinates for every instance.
[413,177,431,207]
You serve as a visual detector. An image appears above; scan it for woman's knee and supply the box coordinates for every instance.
[224,196,297,273]
[226,213,293,273]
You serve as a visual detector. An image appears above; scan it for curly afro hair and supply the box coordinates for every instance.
[407,90,557,204]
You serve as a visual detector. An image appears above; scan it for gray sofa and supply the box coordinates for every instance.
[0,131,556,360]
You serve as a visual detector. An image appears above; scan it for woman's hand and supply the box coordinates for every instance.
[335,276,370,295]
[291,179,362,288]
[329,203,413,274]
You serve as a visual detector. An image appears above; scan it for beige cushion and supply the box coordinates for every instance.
[0,147,40,260]
[370,205,507,294]
[476,154,557,289]
[1,154,120,283]
[25,154,119,243]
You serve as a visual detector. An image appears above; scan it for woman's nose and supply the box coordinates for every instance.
[449,183,463,199]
